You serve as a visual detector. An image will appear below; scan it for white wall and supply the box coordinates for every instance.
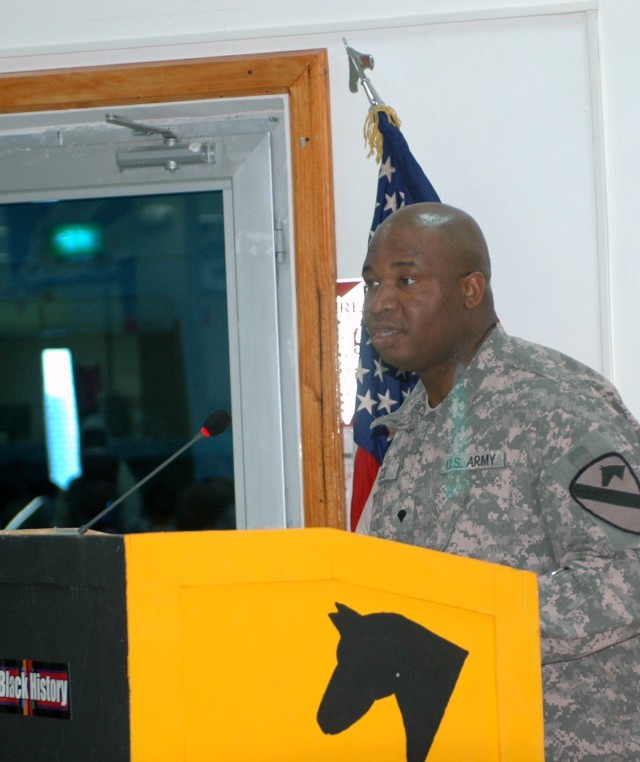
[1,0,639,415]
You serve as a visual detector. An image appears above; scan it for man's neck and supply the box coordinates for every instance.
[422,321,498,408]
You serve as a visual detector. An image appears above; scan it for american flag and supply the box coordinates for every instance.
[350,108,440,530]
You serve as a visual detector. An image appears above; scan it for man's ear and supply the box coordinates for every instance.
[461,272,485,309]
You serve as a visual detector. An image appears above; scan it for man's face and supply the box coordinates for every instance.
[362,224,469,381]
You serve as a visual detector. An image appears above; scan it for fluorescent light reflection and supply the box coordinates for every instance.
[42,348,82,490]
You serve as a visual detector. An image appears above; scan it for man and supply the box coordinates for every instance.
[356,202,640,759]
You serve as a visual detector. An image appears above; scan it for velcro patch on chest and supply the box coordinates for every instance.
[570,452,640,534]
[441,451,505,474]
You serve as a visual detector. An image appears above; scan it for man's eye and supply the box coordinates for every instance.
[363,280,379,293]
[401,276,417,286]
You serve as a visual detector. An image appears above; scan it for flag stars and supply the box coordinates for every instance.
[383,192,399,214]
[373,356,389,381]
[356,359,370,385]
[378,156,396,183]
[356,389,377,416]
[377,389,397,415]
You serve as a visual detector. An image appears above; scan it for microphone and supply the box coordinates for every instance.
[77,410,231,535]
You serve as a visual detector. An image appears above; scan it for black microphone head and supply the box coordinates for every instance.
[201,410,232,437]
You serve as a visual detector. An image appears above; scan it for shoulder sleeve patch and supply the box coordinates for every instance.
[570,452,640,534]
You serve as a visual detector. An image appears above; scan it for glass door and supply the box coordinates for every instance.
[0,97,302,532]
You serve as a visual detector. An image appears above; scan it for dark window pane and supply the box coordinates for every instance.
[0,192,234,533]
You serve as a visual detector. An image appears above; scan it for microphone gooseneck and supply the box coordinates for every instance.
[77,410,231,535]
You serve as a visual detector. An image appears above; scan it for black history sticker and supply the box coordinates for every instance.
[0,660,71,719]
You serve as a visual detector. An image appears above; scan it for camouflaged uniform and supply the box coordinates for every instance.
[357,324,640,760]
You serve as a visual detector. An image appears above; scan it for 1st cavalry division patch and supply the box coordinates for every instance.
[570,453,640,534]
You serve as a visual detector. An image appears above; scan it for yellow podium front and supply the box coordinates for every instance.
[125,528,544,761]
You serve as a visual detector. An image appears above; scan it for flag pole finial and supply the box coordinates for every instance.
[343,38,401,162]
[343,38,385,108]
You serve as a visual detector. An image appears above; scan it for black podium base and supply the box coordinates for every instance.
[0,531,129,762]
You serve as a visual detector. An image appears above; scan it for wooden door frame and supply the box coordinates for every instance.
[0,49,345,529]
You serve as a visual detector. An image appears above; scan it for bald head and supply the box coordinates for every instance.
[362,202,499,405]
[371,202,493,286]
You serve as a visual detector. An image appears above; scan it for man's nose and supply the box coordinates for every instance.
[366,283,397,313]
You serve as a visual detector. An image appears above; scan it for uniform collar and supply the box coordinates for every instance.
[372,323,506,433]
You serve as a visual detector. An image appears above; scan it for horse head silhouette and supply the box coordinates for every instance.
[317,603,468,762]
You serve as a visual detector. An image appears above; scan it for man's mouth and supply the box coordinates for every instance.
[369,325,402,349]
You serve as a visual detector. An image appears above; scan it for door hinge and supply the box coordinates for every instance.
[274,218,286,264]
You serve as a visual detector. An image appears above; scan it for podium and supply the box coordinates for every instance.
[0,528,544,761]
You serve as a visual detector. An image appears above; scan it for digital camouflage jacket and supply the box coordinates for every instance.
[358,324,640,759]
